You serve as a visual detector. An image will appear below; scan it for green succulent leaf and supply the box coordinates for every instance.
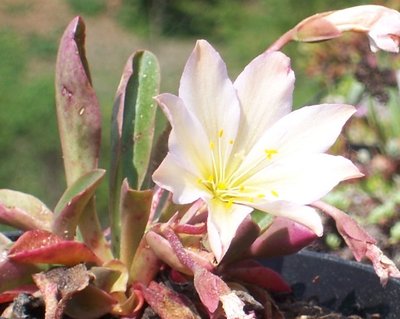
[119,179,153,269]
[52,169,105,239]
[109,50,160,253]
[0,189,53,231]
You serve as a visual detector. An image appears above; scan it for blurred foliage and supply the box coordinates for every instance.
[66,0,107,16]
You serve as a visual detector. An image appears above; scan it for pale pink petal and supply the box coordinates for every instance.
[233,51,294,153]
[252,201,323,236]
[155,93,212,177]
[207,199,253,262]
[153,154,204,204]
[179,40,240,149]
[233,104,355,176]
[244,154,362,205]
[369,13,400,52]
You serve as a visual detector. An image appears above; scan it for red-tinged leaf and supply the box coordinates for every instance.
[311,201,376,261]
[249,216,318,258]
[312,201,400,285]
[365,244,400,286]
[129,237,162,285]
[161,227,228,313]
[55,16,101,186]
[8,230,101,266]
[52,169,105,239]
[33,264,92,319]
[55,17,112,263]
[119,181,152,269]
[65,284,116,319]
[0,285,37,304]
[0,259,39,293]
[222,215,260,263]
[140,282,200,319]
[193,267,230,313]
[0,189,53,231]
[224,259,291,293]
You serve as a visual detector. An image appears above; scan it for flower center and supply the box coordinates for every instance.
[198,130,280,207]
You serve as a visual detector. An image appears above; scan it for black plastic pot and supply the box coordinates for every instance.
[263,250,400,319]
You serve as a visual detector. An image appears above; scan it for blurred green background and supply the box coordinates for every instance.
[1,0,399,245]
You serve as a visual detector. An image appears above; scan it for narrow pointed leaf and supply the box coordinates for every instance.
[109,51,160,253]
[55,16,101,186]
[119,180,152,268]
[8,230,101,266]
[0,189,53,231]
[52,169,105,239]
[55,16,112,261]
[112,50,160,191]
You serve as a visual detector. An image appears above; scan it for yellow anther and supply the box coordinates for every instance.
[219,129,224,138]
[257,194,265,198]
[264,149,278,159]
[225,199,233,209]
[217,182,227,190]
[229,139,234,145]
[210,141,215,149]
[271,190,279,198]
[239,185,245,192]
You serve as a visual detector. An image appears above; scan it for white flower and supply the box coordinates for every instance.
[292,5,400,53]
[153,40,362,261]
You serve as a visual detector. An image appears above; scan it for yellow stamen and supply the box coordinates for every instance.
[219,129,224,138]
[271,190,279,198]
[264,149,278,159]
[210,141,215,149]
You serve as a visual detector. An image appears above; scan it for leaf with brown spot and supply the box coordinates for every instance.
[33,264,92,319]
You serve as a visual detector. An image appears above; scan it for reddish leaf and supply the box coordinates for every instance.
[55,16,101,186]
[312,200,400,285]
[8,230,101,266]
[0,189,53,231]
[0,258,39,293]
[249,216,318,258]
[224,259,291,293]
[140,282,199,319]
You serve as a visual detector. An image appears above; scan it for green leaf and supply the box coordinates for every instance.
[55,16,101,186]
[0,189,53,231]
[52,169,105,239]
[109,50,160,253]
[119,180,152,269]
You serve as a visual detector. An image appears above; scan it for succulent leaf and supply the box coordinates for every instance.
[52,169,105,239]
[55,16,101,186]
[0,189,53,231]
[8,229,101,266]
